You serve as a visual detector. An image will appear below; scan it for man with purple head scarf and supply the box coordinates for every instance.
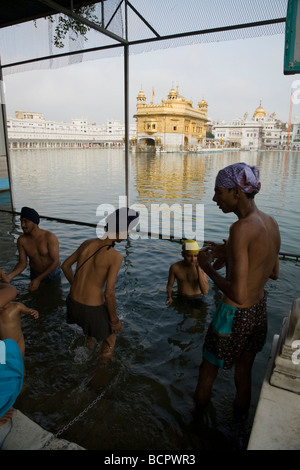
[215,162,261,197]
[194,162,281,419]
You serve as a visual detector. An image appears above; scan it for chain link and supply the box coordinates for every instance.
[54,371,121,438]
[54,311,165,439]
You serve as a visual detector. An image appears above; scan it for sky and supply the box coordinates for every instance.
[2,31,298,126]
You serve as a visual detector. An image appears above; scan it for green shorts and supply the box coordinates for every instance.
[203,296,267,370]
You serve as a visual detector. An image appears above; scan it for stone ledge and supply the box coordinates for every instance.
[248,298,300,451]
[0,409,84,450]
[270,299,300,393]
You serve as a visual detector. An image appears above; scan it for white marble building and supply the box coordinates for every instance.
[7,111,136,149]
[213,101,290,150]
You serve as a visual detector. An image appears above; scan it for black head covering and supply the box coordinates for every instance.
[20,207,40,225]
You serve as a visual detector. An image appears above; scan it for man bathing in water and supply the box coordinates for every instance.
[62,207,139,363]
[166,239,209,306]
[0,279,38,363]
[195,162,280,416]
[7,207,61,292]
[0,272,38,426]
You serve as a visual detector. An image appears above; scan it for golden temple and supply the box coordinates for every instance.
[133,86,208,152]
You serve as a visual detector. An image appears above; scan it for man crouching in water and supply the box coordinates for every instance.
[62,207,139,364]
[0,276,39,373]
[195,162,280,418]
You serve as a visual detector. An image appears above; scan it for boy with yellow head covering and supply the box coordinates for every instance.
[166,239,209,306]
[181,239,200,255]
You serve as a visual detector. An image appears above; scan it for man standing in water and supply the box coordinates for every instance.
[7,207,61,291]
[195,162,280,416]
[62,207,139,363]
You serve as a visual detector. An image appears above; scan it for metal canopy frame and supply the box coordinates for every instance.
[0,0,288,210]
[0,0,287,70]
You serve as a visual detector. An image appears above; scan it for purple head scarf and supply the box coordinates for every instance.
[215,162,261,195]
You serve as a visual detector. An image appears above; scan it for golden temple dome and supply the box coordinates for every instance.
[137,89,146,101]
[198,97,208,113]
[198,98,208,106]
[168,87,177,100]
[253,100,266,118]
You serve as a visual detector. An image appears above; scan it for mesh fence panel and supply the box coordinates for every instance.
[0,0,288,74]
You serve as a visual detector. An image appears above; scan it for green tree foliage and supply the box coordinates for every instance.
[43,5,100,48]
[206,131,215,139]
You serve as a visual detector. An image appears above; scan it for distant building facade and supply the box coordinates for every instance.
[7,111,136,149]
[213,101,293,150]
[8,101,298,153]
[133,87,208,152]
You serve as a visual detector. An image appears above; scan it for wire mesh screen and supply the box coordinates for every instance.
[0,0,288,74]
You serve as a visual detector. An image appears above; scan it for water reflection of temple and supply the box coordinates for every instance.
[133,86,208,152]
[131,152,207,204]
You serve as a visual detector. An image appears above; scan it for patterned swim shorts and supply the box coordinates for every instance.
[203,296,267,370]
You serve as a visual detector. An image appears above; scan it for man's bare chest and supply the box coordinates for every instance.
[23,237,49,258]
[178,268,198,283]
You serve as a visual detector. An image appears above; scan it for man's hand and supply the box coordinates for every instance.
[28,308,39,319]
[0,269,10,283]
[110,319,123,334]
[28,278,41,292]
[197,246,214,271]
[205,240,227,270]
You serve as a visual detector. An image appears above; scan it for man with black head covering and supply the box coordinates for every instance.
[62,208,139,363]
[194,163,281,417]
[7,207,61,291]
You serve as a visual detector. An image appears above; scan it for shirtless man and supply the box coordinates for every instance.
[0,279,38,364]
[195,162,280,416]
[166,239,209,306]
[0,276,38,428]
[62,207,139,362]
[7,207,61,292]
[0,300,39,359]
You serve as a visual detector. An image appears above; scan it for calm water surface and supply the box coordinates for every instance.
[1,148,299,450]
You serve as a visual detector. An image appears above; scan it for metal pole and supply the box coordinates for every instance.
[0,57,14,211]
[124,1,130,206]
[124,44,130,206]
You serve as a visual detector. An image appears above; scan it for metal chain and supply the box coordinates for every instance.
[54,310,164,439]
[54,371,121,438]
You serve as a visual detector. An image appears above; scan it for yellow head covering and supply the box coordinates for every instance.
[182,239,199,254]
